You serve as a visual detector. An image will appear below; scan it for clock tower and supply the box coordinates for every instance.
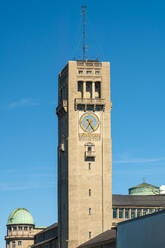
[56,60,112,248]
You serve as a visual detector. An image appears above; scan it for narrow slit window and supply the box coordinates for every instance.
[88,146,92,152]
[89,232,92,238]
[89,189,91,196]
[89,208,91,215]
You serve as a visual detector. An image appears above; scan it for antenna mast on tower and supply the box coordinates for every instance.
[82,6,87,61]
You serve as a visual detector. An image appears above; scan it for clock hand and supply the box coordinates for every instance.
[86,119,90,128]
[88,119,94,131]
[89,121,94,131]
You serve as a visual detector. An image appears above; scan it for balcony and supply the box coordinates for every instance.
[75,98,105,111]
[85,150,96,158]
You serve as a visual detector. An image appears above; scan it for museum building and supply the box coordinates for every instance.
[5,208,44,248]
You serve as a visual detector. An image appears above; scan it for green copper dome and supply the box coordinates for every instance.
[7,208,34,225]
[129,182,160,195]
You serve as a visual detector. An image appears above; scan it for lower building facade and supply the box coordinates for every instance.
[32,223,58,248]
[112,194,165,226]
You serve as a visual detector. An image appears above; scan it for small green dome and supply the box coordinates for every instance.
[129,182,160,195]
[7,208,34,225]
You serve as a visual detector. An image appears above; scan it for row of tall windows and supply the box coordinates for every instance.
[113,207,163,219]
[8,226,32,231]
[77,81,101,99]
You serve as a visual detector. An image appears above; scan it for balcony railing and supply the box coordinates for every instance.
[75,98,105,105]
[75,98,105,111]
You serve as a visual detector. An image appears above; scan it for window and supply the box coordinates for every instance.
[88,146,92,152]
[24,226,28,231]
[95,105,103,111]
[13,226,17,231]
[143,208,148,215]
[95,82,101,98]
[137,208,142,217]
[149,208,154,214]
[95,71,100,75]
[89,208,91,215]
[131,208,135,219]
[8,227,11,231]
[12,241,15,248]
[18,226,22,231]
[89,163,91,170]
[77,81,83,98]
[86,105,93,111]
[77,105,85,111]
[89,189,91,196]
[125,208,129,219]
[85,143,95,161]
[86,82,92,98]
[113,208,117,219]
[119,208,124,219]
[86,71,92,74]
[18,241,22,246]
[89,232,92,238]
[78,70,83,74]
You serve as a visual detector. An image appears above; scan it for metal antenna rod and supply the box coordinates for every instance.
[82,6,86,61]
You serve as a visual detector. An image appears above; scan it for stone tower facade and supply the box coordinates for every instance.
[56,60,112,248]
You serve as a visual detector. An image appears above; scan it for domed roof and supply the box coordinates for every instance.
[129,182,159,195]
[7,208,34,225]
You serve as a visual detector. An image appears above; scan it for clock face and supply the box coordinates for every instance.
[80,113,100,133]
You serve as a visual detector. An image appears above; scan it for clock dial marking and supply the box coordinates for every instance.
[80,113,99,133]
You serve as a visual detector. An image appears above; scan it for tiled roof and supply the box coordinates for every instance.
[34,223,58,236]
[112,194,165,207]
[78,229,116,248]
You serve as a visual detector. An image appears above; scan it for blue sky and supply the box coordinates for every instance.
[1,0,165,247]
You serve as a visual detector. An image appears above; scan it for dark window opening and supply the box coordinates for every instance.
[95,82,101,98]
[125,208,129,219]
[119,208,124,219]
[113,208,117,219]
[78,81,83,98]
